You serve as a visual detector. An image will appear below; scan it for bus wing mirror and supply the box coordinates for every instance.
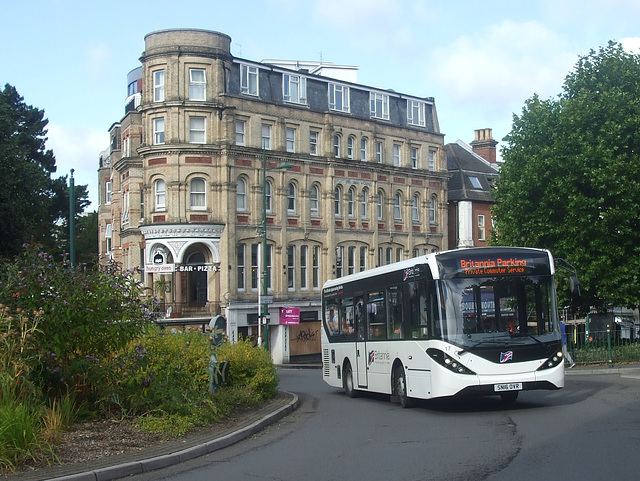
[570,276,581,298]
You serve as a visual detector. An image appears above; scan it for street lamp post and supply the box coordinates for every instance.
[259,148,291,352]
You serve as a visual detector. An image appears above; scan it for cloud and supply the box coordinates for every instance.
[46,123,108,210]
[620,37,640,53]
[86,42,117,81]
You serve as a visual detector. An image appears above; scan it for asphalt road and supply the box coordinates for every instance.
[124,367,640,481]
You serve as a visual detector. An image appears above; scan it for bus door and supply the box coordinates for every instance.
[354,295,368,389]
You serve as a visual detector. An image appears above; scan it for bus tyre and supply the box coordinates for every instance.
[500,391,519,403]
[394,366,415,408]
[343,361,359,398]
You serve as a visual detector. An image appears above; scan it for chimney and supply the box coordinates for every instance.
[470,128,498,164]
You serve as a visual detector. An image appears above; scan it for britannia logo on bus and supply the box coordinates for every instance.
[368,350,391,366]
[500,351,514,363]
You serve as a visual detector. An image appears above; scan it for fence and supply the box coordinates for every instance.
[567,329,640,365]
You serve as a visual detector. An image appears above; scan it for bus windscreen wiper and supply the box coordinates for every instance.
[457,339,507,355]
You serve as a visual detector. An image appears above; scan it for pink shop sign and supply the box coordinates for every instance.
[280,307,300,325]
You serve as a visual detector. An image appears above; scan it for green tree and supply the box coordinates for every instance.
[493,41,640,311]
[0,84,89,258]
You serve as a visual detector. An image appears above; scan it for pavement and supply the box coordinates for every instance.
[6,362,640,481]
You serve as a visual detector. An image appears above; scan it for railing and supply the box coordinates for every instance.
[568,330,640,365]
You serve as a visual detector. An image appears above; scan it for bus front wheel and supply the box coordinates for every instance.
[394,366,415,408]
[343,361,359,398]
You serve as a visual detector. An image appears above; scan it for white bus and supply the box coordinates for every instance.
[321,247,568,406]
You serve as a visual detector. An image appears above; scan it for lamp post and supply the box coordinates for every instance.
[259,147,291,352]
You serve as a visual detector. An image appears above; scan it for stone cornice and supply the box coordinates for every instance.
[140,223,224,239]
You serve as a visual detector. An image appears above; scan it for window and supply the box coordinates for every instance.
[312,246,320,289]
[283,73,307,104]
[393,144,401,166]
[237,244,246,290]
[412,194,420,221]
[287,183,296,214]
[190,178,206,210]
[153,70,164,102]
[310,131,319,155]
[377,191,384,220]
[429,150,436,171]
[154,179,165,210]
[336,246,344,277]
[346,136,354,159]
[370,92,389,120]
[386,247,393,265]
[478,214,486,241]
[251,244,259,290]
[359,246,367,272]
[121,190,130,225]
[333,134,341,158]
[236,178,246,211]
[360,138,368,161]
[265,180,273,213]
[429,196,437,224]
[361,187,369,218]
[287,245,295,290]
[407,100,426,126]
[105,223,112,252]
[140,189,144,220]
[394,193,402,220]
[189,69,206,100]
[411,147,419,169]
[329,83,350,112]
[376,141,383,163]
[347,246,356,275]
[261,124,272,150]
[105,181,112,204]
[286,127,296,153]
[469,176,482,189]
[189,116,205,143]
[300,245,308,290]
[334,186,342,217]
[240,64,259,95]
[347,187,355,217]
[153,117,165,145]
[235,120,246,146]
[310,184,319,216]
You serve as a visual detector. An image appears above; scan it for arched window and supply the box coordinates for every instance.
[154,179,165,211]
[347,136,355,159]
[347,186,356,217]
[377,190,384,220]
[412,193,420,221]
[394,193,402,220]
[429,195,437,224]
[361,138,368,161]
[236,178,246,211]
[361,187,369,219]
[265,180,273,213]
[287,182,297,214]
[189,177,206,210]
[310,184,319,216]
[334,186,342,217]
[333,134,341,158]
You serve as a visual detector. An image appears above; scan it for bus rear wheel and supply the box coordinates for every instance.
[343,361,359,398]
[394,366,415,408]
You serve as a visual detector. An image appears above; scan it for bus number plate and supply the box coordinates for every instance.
[494,383,522,392]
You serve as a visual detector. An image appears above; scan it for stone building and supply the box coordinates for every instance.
[98,28,448,363]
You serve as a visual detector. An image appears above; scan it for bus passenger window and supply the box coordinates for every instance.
[367,291,387,340]
[388,285,403,338]
[325,303,339,336]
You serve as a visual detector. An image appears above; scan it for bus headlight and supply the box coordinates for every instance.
[537,351,564,371]
[427,348,475,375]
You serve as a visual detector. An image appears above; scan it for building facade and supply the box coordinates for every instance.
[98,29,448,363]
[446,128,499,250]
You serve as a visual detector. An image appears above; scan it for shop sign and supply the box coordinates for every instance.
[280,307,300,325]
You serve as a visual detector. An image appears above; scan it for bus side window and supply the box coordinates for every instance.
[388,285,403,339]
[409,280,430,339]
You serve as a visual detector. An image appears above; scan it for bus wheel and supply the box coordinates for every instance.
[394,366,415,408]
[343,361,359,398]
[500,391,519,403]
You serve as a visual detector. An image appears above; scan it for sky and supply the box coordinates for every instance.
[2,0,639,210]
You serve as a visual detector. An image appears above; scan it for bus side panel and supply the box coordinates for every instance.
[322,331,358,390]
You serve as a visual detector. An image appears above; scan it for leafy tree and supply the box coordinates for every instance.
[0,84,89,258]
[493,41,640,311]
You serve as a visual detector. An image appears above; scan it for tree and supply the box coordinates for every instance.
[493,41,640,311]
[0,84,89,258]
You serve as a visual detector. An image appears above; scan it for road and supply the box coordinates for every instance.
[126,367,640,481]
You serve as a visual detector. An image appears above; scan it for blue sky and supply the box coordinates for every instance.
[2,0,639,210]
